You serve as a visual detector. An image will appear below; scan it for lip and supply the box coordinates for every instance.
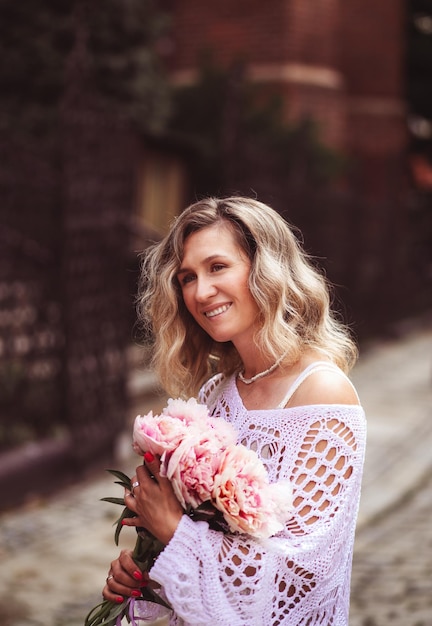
[203,303,232,318]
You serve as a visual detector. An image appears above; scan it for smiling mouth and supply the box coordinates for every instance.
[204,304,231,318]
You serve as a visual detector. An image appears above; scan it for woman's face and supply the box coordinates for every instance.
[177,222,260,348]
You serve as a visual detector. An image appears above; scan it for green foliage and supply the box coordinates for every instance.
[168,57,345,198]
[86,0,172,133]
[0,0,73,135]
[0,0,171,137]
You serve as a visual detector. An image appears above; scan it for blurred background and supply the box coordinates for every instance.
[0,0,431,510]
[1,2,432,625]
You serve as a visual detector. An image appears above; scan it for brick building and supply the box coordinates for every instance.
[160,0,416,333]
[168,0,406,200]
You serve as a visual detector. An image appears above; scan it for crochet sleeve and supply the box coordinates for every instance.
[149,402,366,626]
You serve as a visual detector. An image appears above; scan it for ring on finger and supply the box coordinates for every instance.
[106,574,114,583]
[131,480,140,493]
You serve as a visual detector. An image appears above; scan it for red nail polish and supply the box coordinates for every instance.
[144,451,155,463]
[140,580,149,588]
[133,570,144,581]
[115,596,124,604]
[131,590,141,598]
[121,519,127,526]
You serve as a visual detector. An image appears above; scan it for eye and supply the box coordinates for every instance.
[179,272,196,286]
[211,263,226,273]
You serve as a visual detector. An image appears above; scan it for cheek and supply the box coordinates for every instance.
[237,274,255,305]
[244,287,260,318]
[181,290,204,327]
[181,289,194,315]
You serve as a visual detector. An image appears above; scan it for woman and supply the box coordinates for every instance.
[103,197,366,625]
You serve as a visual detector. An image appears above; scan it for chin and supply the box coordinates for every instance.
[205,329,234,343]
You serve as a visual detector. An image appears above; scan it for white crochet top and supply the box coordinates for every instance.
[150,362,366,626]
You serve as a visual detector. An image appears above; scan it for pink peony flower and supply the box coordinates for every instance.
[163,433,223,509]
[212,445,293,539]
[206,416,237,447]
[132,398,236,458]
[132,411,190,457]
[132,396,293,540]
[266,480,294,523]
[162,397,210,425]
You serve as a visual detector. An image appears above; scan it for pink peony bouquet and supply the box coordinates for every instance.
[133,397,293,538]
[85,398,293,626]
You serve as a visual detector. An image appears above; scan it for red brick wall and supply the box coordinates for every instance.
[340,0,405,97]
[164,0,417,328]
[283,0,344,146]
[169,0,407,182]
[339,0,407,198]
[284,0,340,66]
[171,0,341,68]
[170,0,346,147]
[171,0,288,67]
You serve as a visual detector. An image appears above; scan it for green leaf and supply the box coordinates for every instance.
[101,496,127,506]
[114,507,136,525]
[106,468,132,488]
[114,480,130,488]
[140,587,172,610]
[114,507,136,545]
[85,597,131,626]
[84,600,105,626]
[84,598,125,626]
[103,599,130,624]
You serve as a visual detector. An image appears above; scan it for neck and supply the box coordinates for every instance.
[238,353,287,385]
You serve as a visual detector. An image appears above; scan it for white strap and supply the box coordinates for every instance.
[276,361,359,408]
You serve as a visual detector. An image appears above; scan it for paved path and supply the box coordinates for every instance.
[0,319,431,625]
[350,469,432,626]
[348,319,432,626]
[350,320,432,529]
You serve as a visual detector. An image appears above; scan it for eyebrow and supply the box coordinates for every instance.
[177,254,229,276]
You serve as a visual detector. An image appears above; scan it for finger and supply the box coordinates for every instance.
[140,455,174,497]
[104,574,140,602]
[120,492,140,527]
[103,558,149,601]
[136,454,163,488]
[102,582,125,603]
[103,581,143,602]
[124,488,138,508]
[130,476,140,495]
[106,573,148,593]
[118,550,149,582]
[143,451,161,476]
[121,516,142,529]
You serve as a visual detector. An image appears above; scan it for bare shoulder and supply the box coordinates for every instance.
[288,368,360,407]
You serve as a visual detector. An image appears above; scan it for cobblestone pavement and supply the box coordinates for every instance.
[2,470,432,626]
[350,468,432,626]
[0,320,431,625]
[0,468,130,626]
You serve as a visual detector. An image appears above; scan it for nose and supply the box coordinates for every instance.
[194,275,217,302]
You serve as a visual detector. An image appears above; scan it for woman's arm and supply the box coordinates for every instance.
[121,454,184,544]
[103,453,183,603]
[149,405,365,626]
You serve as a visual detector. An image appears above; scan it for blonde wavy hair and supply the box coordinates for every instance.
[137,196,358,398]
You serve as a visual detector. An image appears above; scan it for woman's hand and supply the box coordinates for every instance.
[123,452,184,545]
[103,549,150,603]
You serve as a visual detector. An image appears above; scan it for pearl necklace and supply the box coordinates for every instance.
[238,354,286,385]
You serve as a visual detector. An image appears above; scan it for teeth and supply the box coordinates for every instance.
[205,304,230,318]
